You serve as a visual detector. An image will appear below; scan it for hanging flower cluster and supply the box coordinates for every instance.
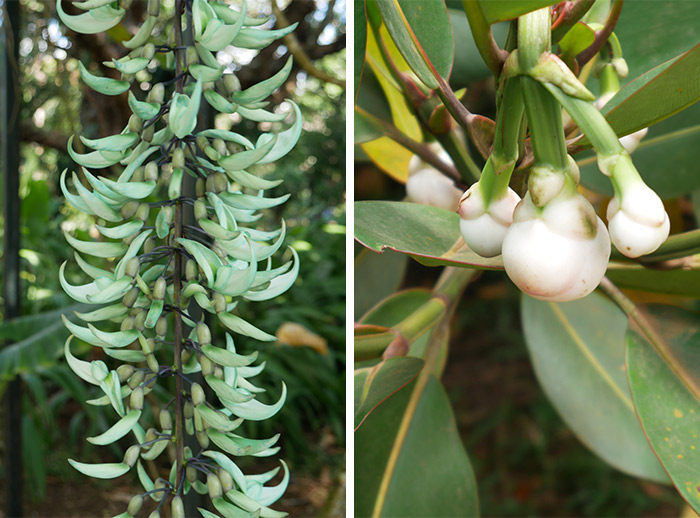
[57,0,300,516]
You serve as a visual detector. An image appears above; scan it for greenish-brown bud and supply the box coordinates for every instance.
[147,352,159,374]
[147,0,159,16]
[218,469,234,493]
[141,124,154,143]
[171,496,185,518]
[223,73,241,94]
[155,316,168,337]
[213,293,226,313]
[148,83,164,104]
[159,408,172,430]
[125,257,140,278]
[191,382,205,406]
[144,161,158,182]
[200,355,214,377]
[135,203,150,222]
[127,369,145,389]
[186,259,198,281]
[123,445,140,467]
[134,309,147,330]
[172,147,185,169]
[207,473,223,499]
[122,287,139,308]
[194,199,207,220]
[129,386,144,410]
[120,316,135,331]
[195,178,206,197]
[116,364,134,383]
[127,495,143,516]
[143,42,156,61]
[196,430,210,449]
[186,47,199,67]
[128,114,142,133]
[121,200,139,219]
[196,322,211,345]
[153,277,166,300]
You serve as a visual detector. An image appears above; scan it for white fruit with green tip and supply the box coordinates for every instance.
[457,182,520,258]
[502,191,610,301]
[606,182,670,258]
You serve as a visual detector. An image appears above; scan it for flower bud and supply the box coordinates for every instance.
[406,168,462,211]
[129,386,144,410]
[148,83,164,104]
[123,445,140,467]
[196,322,212,345]
[147,353,160,374]
[458,182,520,258]
[156,316,168,337]
[127,494,143,515]
[135,203,150,222]
[607,182,669,258]
[127,370,145,389]
[191,382,205,406]
[159,409,172,431]
[187,466,198,483]
[172,147,185,169]
[117,364,135,383]
[196,430,210,449]
[186,259,199,281]
[502,192,610,301]
[144,161,159,182]
[121,200,140,219]
[207,473,223,499]
[171,496,185,518]
[200,355,214,377]
[194,199,208,220]
[218,468,234,493]
[619,127,648,155]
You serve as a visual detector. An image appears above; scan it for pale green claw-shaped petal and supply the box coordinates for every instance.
[177,237,223,287]
[96,220,144,240]
[144,299,164,329]
[113,57,150,75]
[77,61,130,95]
[103,348,145,362]
[57,0,125,35]
[169,168,184,199]
[202,450,248,494]
[244,248,298,301]
[193,0,217,40]
[195,405,243,432]
[80,132,138,152]
[204,89,237,114]
[65,231,124,258]
[257,461,290,507]
[64,336,100,385]
[88,325,140,348]
[123,15,158,49]
[206,375,255,404]
[218,192,290,211]
[128,91,160,120]
[256,101,302,164]
[86,385,131,406]
[199,218,239,240]
[155,207,170,239]
[206,429,280,457]
[60,169,92,214]
[218,135,277,171]
[196,43,223,68]
[72,0,115,9]
[74,303,128,323]
[99,370,125,416]
[114,230,152,279]
[200,345,257,369]
[236,105,288,123]
[137,460,158,501]
[223,383,286,422]
[189,64,225,83]
[117,146,159,182]
[198,508,224,518]
[199,2,245,52]
[141,438,169,460]
[169,77,202,138]
[226,170,282,190]
[100,177,157,199]
[68,135,125,168]
[212,498,258,518]
[86,277,134,304]
[232,24,297,51]
[225,489,287,518]
[233,57,292,105]
[87,409,141,445]
[63,314,109,347]
[68,459,130,479]
[218,313,277,342]
[198,130,254,149]
[70,171,122,222]
[59,262,101,303]
[210,2,268,26]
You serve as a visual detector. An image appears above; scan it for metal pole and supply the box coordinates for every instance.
[1,0,23,515]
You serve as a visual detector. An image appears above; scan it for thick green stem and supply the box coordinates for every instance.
[521,77,568,171]
[518,7,551,71]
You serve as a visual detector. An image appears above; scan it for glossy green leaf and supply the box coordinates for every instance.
[521,293,668,483]
[354,248,408,319]
[476,0,559,24]
[57,0,125,35]
[557,21,594,62]
[601,43,700,138]
[355,376,478,517]
[355,0,367,100]
[68,459,130,479]
[218,313,277,342]
[627,321,700,512]
[354,357,424,430]
[606,267,700,298]
[87,409,141,445]
[355,201,503,269]
[78,61,130,95]
[375,0,454,89]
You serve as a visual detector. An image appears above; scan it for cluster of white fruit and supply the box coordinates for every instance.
[457,146,669,302]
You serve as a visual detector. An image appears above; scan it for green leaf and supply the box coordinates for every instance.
[476,0,559,25]
[354,357,424,430]
[557,21,594,62]
[354,248,408,319]
[355,0,368,100]
[78,61,130,95]
[375,0,454,89]
[68,459,130,479]
[22,415,46,500]
[355,201,503,269]
[627,325,700,513]
[606,267,700,298]
[602,43,700,138]
[521,293,668,483]
[87,409,142,445]
[355,376,478,517]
